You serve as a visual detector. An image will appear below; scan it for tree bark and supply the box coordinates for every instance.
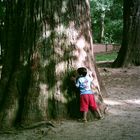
[99,12,105,43]
[112,0,140,67]
[0,0,106,129]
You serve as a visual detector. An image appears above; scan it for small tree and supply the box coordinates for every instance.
[90,0,123,44]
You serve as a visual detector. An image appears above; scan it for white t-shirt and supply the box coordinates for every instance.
[76,75,93,94]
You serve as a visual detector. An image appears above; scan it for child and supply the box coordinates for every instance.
[75,67,104,122]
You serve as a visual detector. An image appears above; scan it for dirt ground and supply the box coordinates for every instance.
[0,65,140,140]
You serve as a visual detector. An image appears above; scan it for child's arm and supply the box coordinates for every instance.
[71,76,79,88]
[91,81,104,101]
[95,86,104,101]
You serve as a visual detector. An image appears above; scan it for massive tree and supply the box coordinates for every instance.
[0,0,106,129]
[113,0,140,67]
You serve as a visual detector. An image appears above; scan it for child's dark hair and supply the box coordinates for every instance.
[77,67,87,76]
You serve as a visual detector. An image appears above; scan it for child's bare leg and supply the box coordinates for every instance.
[96,108,102,117]
[96,108,104,119]
[83,112,87,122]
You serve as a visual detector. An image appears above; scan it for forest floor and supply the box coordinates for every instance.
[0,64,140,140]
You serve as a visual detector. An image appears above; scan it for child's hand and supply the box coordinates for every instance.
[92,85,98,90]
[71,76,76,82]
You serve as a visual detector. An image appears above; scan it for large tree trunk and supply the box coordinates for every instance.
[113,0,140,67]
[0,0,106,129]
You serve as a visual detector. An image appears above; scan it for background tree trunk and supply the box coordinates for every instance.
[113,0,140,67]
[0,0,106,129]
[99,12,105,43]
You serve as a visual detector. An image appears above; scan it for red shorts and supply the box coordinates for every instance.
[80,94,98,112]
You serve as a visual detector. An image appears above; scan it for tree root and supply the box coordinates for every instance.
[0,121,55,134]
[18,121,55,130]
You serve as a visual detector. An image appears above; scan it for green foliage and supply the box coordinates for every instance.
[0,0,5,24]
[105,20,123,44]
[90,0,113,12]
[90,0,123,44]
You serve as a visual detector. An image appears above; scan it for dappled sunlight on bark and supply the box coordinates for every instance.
[0,0,106,128]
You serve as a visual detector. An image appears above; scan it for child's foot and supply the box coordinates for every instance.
[104,107,109,114]
[78,119,88,123]
[97,115,104,120]
[83,119,87,123]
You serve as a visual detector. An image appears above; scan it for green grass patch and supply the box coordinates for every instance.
[95,52,117,62]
